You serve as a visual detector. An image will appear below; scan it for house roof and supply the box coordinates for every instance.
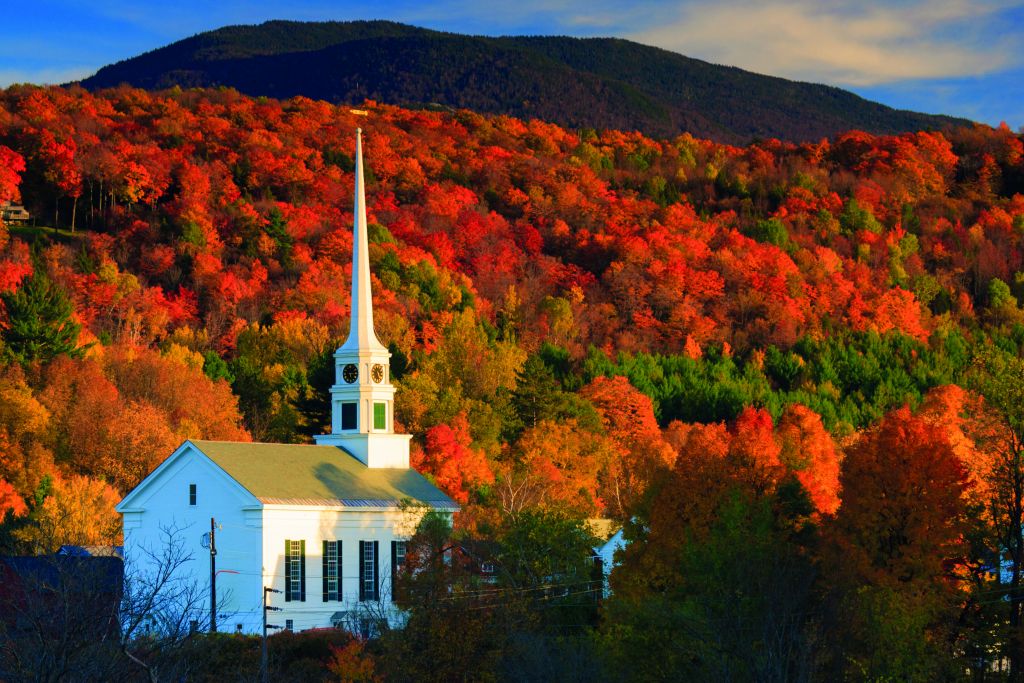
[586,518,621,542]
[189,440,458,510]
[0,556,124,594]
[57,545,124,558]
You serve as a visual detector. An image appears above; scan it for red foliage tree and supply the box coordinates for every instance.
[0,146,25,203]
[414,412,494,504]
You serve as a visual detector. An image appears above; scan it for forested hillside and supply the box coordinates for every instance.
[2,84,1024,678]
[79,20,968,144]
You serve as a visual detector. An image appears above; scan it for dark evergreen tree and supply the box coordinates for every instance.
[295,345,335,440]
[0,270,82,365]
[511,355,564,430]
[506,354,601,441]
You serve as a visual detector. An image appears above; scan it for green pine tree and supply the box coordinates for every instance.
[1,269,83,364]
[510,355,564,430]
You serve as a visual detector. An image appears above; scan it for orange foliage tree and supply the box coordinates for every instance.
[39,345,248,491]
[581,375,675,517]
[13,473,121,553]
[0,478,26,523]
[0,366,56,499]
[326,639,382,683]
[831,405,968,586]
[775,405,842,515]
[496,419,616,517]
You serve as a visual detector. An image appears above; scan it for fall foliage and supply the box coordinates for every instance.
[0,82,1022,678]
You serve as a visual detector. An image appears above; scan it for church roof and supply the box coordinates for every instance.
[189,440,458,510]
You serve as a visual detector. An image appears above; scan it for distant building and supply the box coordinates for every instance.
[1,201,30,225]
[57,545,124,558]
[0,554,123,638]
[591,523,627,598]
[116,130,457,635]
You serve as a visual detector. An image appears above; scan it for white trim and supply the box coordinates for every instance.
[260,503,457,513]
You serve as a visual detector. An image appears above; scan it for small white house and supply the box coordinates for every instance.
[593,526,627,598]
[116,129,456,635]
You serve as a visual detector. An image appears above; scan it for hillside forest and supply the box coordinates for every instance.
[78,19,967,144]
[1,84,1024,679]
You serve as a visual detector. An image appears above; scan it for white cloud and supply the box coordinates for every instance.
[627,0,1021,86]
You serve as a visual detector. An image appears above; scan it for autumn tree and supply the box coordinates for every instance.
[606,414,820,682]
[823,405,969,680]
[497,419,615,517]
[0,478,27,523]
[39,346,248,492]
[580,375,675,517]
[382,511,506,683]
[0,365,55,500]
[12,473,121,554]
[413,412,494,504]
[964,349,1024,676]
[0,145,25,204]
[832,405,967,582]
[775,404,841,515]
[326,639,381,683]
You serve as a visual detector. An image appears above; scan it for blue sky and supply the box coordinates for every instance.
[3,0,1022,128]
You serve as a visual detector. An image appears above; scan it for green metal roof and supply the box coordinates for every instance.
[189,440,456,510]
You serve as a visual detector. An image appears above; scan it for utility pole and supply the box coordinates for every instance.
[262,586,282,683]
[209,517,217,634]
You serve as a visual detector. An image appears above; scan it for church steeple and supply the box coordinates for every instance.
[340,129,387,355]
[314,129,411,469]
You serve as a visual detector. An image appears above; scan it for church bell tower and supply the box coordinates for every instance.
[315,129,411,468]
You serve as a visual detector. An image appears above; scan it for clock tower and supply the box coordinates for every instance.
[314,129,411,468]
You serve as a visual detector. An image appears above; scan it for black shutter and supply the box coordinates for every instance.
[373,540,379,601]
[299,540,306,602]
[391,541,397,600]
[323,540,329,602]
[358,541,366,601]
[284,539,291,602]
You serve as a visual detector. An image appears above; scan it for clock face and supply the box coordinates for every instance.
[371,364,385,383]
[342,364,359,384]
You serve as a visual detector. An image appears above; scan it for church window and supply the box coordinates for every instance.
[285,619,293,631]
[189,484,196,506]
[284,539,306,602]
[323,540,341,602]
[341,402,357,430]
[373,402,386,430]
[359,540,379,601]
[391,540,407,601]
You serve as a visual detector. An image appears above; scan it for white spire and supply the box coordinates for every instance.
[340,128,387,353]
[315,128,409,467]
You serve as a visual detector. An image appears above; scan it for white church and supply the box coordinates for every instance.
[116,130,457,635]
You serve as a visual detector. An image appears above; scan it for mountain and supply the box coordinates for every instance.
[78,20,969,144]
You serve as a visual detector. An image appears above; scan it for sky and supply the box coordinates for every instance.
[2,0,1022,128]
